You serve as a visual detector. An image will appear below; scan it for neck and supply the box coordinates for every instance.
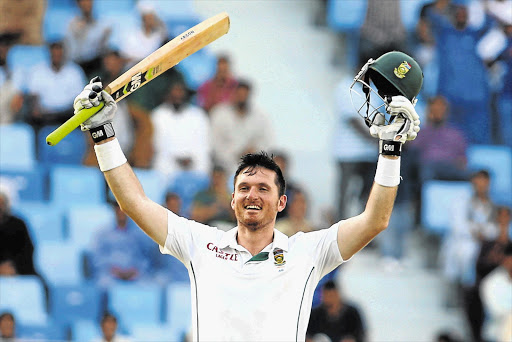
[237,224,274,256]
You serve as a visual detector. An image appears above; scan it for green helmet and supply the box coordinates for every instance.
[368,51,423,101]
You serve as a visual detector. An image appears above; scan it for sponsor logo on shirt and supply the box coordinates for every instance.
[207,243,238,261]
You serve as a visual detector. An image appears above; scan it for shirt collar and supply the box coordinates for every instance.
[218,226,289,252]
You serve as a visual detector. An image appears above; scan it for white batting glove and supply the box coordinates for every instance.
[369,96,421,144]
[73,77,117,131]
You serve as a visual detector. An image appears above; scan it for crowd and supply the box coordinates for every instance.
[0,0,511,341]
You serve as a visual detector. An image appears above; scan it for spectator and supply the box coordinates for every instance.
[65,0,111,77]
[307,280,366,342]
[94,312,130,342]
[190,166,236,229]
[0,191,36,276]
[410,95,469,183]
[464,205,512,342]
[271,150,300,220]
[165,191,182,216]
[90,202,149,288]
[26,39,86,128]
[358,0,408,68]
[197,54,238,113]
[333,76,377,220]
[118,2,167,67]
[441,170,498,305]
[426,4,492,144]
[275,187,315,237]
[151,79,211,181]
[0,33,23,125]
[0,312,15,341]
[210,80,274,174]
[481,242,512,342]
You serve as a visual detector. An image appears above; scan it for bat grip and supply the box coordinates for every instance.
[45,102,105,146]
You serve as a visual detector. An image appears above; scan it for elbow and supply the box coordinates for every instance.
[117,194,147,218]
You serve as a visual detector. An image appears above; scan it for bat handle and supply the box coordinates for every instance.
[45,102,105,146]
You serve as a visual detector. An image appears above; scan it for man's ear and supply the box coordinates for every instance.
[231,192,235,210]
[277,194,287,212]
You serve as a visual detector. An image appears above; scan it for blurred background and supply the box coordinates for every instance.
[0,0,511,341]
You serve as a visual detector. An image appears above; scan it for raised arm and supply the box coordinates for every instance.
[73,78,168,246]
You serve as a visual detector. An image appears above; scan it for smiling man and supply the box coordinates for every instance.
[71,50,423,341]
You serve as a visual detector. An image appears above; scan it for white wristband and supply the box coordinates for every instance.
[94,138,127,172]
[374,155,401,187]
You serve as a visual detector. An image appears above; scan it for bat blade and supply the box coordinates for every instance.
[46,12,230,146]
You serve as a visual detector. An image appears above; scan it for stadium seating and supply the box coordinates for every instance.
[467,144,512,205]
[49,165,106,209]
[107,283,163,327]
[46,0,76,11]
[166,282,192,336]
[67,203,115,250]
[14,202,64,245]
[43,8,79,42]
[35,242,84,286]
[49,284,104,326]
[0,276,48,325]
[5,45,50,93]
[176,50,217,90]
[165,16,201,39]
[0,124,36,172]
[167,170,210,216]
[326,0,367,32]
[16,323,66,340]
[70,320,102,342]
[38,125,88,166]
[0,168,46,202]
[400,0,431,32]
[421,180,473,236]
[132,168,167,204]
[92,0,136,17]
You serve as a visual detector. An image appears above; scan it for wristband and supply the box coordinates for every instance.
[94,138,127,172]
[90,122,115,143]
[374,155,401,187]
[379,140,402,156]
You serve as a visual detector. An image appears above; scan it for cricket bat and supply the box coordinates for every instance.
[46,12,230,146]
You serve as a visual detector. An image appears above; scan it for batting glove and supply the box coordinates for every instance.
[73,77,117,143]
[369,96,421,156]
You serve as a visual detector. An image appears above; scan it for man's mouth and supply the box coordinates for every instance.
[244,205,261,211]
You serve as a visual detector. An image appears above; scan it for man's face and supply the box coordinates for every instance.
[428,98,447,125]
[217,59,230,79]
[471,174,490,197]
[231,167,286,231]
[50,44,64,67]
[169,84,186,106]
[0,315,14,338]
[101,317,117,341]
[234,87,250,108]
[103,53,124,76]
[77,0,93,15]
[322,288,340,311]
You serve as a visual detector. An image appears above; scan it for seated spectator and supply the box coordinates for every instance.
[410,95,469,183]
[90,202,149,288]
[94,312,131,342]
[481,242,512,342]
[197,54,238,113]
[151,79,211,181]
[65,0,111,77]
[441,170,498,305]
[190,166,235,229]
[118,2,167,67]
[0,33,23,125]
[307,280,366,342]
[272,150,300,219]
[0,191,36,276]
[0,312,15,341]
[26,39,86,128]
[210,80,274,173]
[165,191,182,216]
[275,187,314,237]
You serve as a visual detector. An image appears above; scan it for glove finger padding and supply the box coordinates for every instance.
[74,77,117,131]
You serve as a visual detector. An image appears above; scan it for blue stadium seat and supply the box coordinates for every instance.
[327,0,367,32]
[49,165,106,209]
[6,46,50,93]
[421,180,473,236]
[176,51,217,89]
[14,202,64,244]
[168,170,210,216]
[35,242,84,286]
[144,0,197,20]
[107,283,163,326]
[400,0,431,32]
[38,125,88,166]
[467,144,512,205]
[97,12,140,51]
[93,0,136,17]
[67,203,115,250]
[164,15,201,39]
[71,320,102,342]
[17,323,66,340]
[0,276,48,324]
[0,168,46,201]
[166,283,191,337]
[0,124,36,172]
[49,284,104,326]
[43,8,78,42]
[46,0,76,11]
[133,168,167,204]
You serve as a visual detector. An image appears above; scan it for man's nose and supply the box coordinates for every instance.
[246,187,258,199]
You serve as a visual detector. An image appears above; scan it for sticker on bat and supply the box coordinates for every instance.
[130,72,142,91]
[181,30,195,40]
[111,66,161,100]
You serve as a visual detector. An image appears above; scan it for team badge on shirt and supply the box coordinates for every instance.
[394,61,411,79]
[273,248,286,266]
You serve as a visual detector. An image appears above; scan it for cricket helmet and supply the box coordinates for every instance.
[350,51,423,127]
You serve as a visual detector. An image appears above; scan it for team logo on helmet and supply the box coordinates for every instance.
[273,248,286,266]
[394,61,412,79]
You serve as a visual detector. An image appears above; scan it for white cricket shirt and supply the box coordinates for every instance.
[160,210,344,341]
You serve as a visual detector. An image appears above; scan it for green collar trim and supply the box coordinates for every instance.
[247,252,269,263]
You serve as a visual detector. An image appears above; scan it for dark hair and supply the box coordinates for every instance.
[234,151,286,197]
[471,169,490,179]
[165,192,181,202]
[101,312,117,324]
[504,242,512,256]
[0,312,14,322]
[236,80,252,92]
[322,280,338,291]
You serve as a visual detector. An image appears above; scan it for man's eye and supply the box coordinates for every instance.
[260,188,267,191]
